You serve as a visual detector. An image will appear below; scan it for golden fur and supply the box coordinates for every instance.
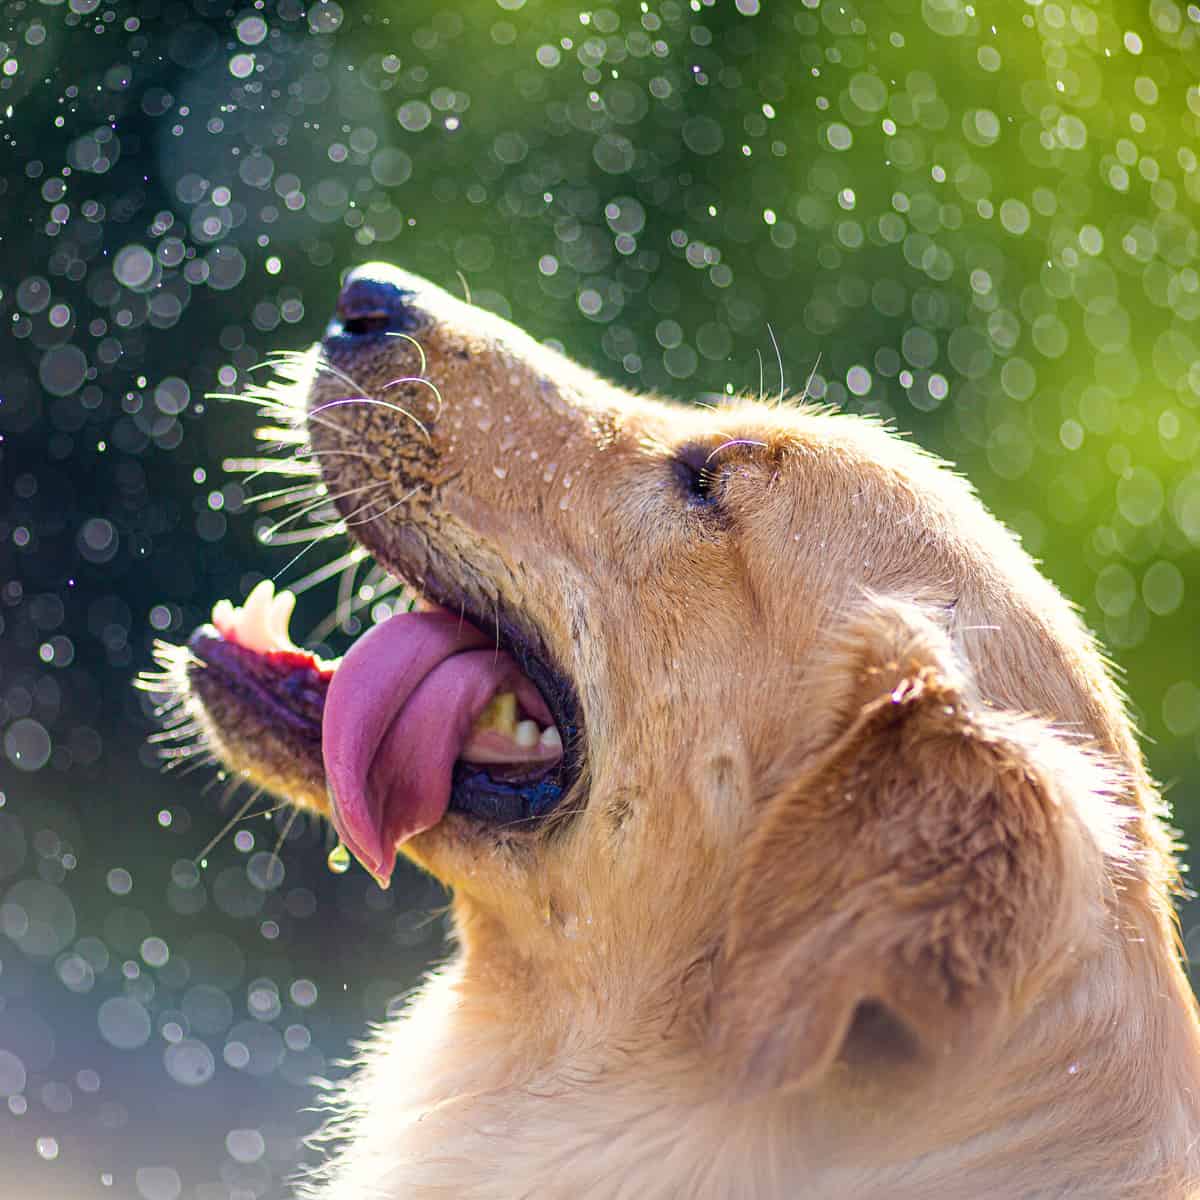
[176,269,1200,1198]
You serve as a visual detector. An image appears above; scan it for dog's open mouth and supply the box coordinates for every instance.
[186,579,575,886]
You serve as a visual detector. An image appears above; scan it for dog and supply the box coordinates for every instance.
[151,264,1200,1198]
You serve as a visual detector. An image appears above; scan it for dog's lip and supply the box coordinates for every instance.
[189,574,583,881]
[184,618,567,881]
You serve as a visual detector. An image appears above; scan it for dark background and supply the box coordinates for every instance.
[1,1,1198,1196]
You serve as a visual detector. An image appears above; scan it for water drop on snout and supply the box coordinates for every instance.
[326,843,351,874]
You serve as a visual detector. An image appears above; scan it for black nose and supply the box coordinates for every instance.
[330,265,421,337]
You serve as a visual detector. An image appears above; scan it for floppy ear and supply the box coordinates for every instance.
[712,598,1123,1093]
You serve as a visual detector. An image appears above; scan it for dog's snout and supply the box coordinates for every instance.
[330,263,423,338]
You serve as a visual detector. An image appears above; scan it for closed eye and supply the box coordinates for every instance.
[673,443,722,506]
[673,439,769,508]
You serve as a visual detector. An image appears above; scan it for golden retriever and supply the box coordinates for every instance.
[151,264,1200,1198]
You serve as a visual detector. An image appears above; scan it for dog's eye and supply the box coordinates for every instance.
[673,444,724,507]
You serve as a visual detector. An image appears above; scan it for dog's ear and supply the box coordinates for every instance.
[711,598,1124,1094]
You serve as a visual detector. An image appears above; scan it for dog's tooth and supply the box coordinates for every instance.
[245,579,275,614]
[242,582,270,625]
[539,726,562,751]
[472,691,518,737]
[268,589,297,649]
[514,720,539,749]
[232,580,282,653]
[212,598,236,634]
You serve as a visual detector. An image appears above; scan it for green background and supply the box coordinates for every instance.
[0,1,1197,1195]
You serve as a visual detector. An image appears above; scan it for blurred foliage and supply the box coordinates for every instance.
[0,0,1198,1194]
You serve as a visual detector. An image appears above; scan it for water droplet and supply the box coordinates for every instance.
[326,843,351,874]
[0,1050,27,1097]
[97,996,151,1050]
[163,1039,215,1087]
[492,464,508,479]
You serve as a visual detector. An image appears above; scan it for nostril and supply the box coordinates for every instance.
[340,311,394,337]
[333,272,419,337]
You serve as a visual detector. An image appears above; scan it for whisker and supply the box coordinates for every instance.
[800,353,822,404]
[262,523,347,548]
[341,485,419,530]
[270,809,301,875]
[705,438,769,464]
[262,481,385,541]
[311,351,379,400]
[767,322,785,407]
[293,449,377,463]
[174,752,218,779]
[380,374,444,424]
[254,349,374,408]
[332,546,365,635]
[194,786,264,865]
[269,526,348,581]
[309,396,430,444]
[252,426,310,448]
[287,545,370,596]
[272,491,395,600]
[307,574,409,643]
[243,482,326,512]
[216,390,365,445]
[287,407,370,441]
[227,457,323,480]
[382,330,429,379]
[262,484,388,579]
[226,448,376,489]
[339,483,401,526]
[207,390,298,419]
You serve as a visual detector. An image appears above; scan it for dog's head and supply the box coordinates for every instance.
[158,264,1178,1096]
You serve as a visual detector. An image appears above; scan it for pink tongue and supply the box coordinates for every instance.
[322,611,551,885]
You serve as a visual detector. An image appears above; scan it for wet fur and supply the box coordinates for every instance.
[171,273,1200,1198]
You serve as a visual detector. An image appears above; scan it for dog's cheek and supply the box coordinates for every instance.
[688,746,753,845]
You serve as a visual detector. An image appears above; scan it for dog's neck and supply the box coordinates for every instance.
[306,897,1200,1200]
